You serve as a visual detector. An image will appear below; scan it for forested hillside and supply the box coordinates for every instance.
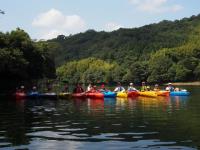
[2,14,200,87]
[54,14,200,83]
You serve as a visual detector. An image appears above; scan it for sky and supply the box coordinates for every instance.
[0,0,200,40]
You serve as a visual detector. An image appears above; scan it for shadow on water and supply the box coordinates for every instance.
[0,89,200,149]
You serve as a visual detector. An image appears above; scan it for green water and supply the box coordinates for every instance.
[0,86,200,149]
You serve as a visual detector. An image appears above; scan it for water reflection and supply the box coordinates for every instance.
[87,99,104,115]
[0,93,199,149]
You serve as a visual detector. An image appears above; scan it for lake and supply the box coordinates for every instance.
[0,86,200,150]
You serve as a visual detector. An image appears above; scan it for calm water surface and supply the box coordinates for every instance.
[0,86,200,150]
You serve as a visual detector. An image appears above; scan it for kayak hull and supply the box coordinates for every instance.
[156,91,170,97]
[27,92,40,98]
[39,93,57,99]
[128,91,139,97]
[117,91,140,98]
[58,92,72,99]
[170,91,190,96]
[103,91,116,98]
[86,92,104,99]
[72,93,86,98]
[15,92,26,100]
[138,91,157,97]
[117,92,128,98]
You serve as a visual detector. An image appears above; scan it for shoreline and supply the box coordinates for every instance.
[164,82,200,86]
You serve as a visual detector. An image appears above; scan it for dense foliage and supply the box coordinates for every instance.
[57,57,125,84]
[0,28,56,86]
[55,14,200,83]
[2,14,200,87]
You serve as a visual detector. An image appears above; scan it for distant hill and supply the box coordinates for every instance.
[49,14,200,83]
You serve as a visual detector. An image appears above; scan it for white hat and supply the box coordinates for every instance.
[130,83,133,86]
[168,83,172,85]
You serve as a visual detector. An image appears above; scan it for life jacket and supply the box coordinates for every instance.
[141,86,148,91]
[128,86,137,91]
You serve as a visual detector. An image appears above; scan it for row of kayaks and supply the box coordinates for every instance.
[60,90,190,99]
[15,90,190,99]
[116,91,190,98]
[15,92,57,99]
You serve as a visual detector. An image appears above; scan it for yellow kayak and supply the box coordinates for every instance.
[117,92,128,98]
[138,91,157,97]
[58,92,72,98]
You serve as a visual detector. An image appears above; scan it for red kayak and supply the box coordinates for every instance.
[86,92,104,99]
[72,92,86,98]
[15,92,26,100]
[128,91,139,97]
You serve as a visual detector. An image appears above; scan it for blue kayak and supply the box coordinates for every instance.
[103,91,116,98]
[27,92,39,98]
[170,91,190,96]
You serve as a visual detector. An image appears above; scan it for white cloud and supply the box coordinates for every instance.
[129,0,183,13]
[171,4,183,12]
[104,22,123,32]
[32,8,86,39]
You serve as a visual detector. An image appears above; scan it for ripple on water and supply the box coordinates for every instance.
[26,131,87,140]
[0,90,200,149]
[32,126,53,130]
[111,123,121,126]
[0,142,12,148]
[57,128,87,132]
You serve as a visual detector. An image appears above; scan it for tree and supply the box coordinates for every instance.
[0,29,56,84]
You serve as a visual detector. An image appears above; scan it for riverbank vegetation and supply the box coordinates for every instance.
[0,28,56,90]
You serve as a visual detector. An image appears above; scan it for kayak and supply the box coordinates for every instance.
[103,91,116,98]
[170,91,190,96]
[117,92,128,98]
[138,91,157,97]
[86,92,104,99]
[117,91,139,98]
[72,92,86,98]
[27,92,39,98]
[39,93,57,99]
[58,92,72,99]
[15,92,26,99]
[128,91,139,97]
[156,91,170,97]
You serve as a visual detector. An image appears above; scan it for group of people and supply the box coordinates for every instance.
[16,82,179,94]
[72,82,179,94]
[72,82,139,94]
[73,83,105,93]
[140,82,179,92]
